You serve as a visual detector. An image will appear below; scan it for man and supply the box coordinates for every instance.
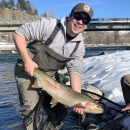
[121,75,130,111]
[13,3,94,130]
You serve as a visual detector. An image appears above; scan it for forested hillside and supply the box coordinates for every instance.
[0,0,129,46]
[0,0,38,16]
[0,0,40,43]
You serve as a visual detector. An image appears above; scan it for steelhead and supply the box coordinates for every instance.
[32,68,104,114]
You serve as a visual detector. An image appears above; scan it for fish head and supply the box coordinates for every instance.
[81,101,104,114]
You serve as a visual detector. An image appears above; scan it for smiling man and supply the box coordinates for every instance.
[67,4,92,36]
[13,3,94,130]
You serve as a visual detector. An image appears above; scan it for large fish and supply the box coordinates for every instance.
[32,68,104,114]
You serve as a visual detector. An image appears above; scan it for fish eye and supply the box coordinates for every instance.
[97,105,102,109]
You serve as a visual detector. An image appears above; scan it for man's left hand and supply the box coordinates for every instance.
[73,104,84,115]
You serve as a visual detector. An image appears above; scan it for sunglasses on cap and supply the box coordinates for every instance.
[72,12,90,25]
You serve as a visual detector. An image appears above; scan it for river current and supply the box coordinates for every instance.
[0,46,129,130]
[0,53,83,130]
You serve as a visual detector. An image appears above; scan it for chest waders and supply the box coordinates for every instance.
[15,20,80,130]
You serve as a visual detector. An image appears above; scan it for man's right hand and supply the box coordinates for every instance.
[24,59,38,76]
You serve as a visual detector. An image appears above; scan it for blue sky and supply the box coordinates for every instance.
[29,0,130,19]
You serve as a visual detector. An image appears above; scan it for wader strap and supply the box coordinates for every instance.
[45,19,60,45]
[71,41,80,54]
[45,19,80,53]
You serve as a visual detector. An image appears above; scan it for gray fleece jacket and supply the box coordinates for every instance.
[15,17,85,77]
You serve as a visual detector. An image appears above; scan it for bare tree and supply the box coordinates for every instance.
[46,8,56,18]
[39,7,56,18]
[29,3,38,15]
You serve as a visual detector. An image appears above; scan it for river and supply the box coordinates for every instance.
[0,46,129,130]
[0,53,82,130]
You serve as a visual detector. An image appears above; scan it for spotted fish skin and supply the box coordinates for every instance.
[32,68,104,114]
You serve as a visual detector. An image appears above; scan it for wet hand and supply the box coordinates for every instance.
[24,59,38,76]
[73,104,84,115]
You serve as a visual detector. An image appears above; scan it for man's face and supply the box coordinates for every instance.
[67,12,90,37]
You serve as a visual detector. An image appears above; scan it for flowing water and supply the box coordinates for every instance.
[0,53,22,130]
[0,46,129,130]
[0,53,82,130]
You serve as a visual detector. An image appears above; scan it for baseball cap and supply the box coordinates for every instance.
[71,3,94,20]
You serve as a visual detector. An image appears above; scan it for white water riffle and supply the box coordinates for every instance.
[82,50,130,129]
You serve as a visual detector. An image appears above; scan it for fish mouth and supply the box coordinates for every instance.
[98,109,104,113]
[91,105,104,114]
[92,109,104,114]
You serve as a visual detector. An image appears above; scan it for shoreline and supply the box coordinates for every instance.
[0,43,129,51]
[85,43,130,48]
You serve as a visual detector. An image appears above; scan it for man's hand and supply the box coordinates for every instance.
[73,104,84,115]
[24,59,38,76]
[122,103,130,111]
[13,33,38,76]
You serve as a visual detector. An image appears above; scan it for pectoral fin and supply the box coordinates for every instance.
[50,98,58,108]
[32,79,42,88]
[81,114,86,123]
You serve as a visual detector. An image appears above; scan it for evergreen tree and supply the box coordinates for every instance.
[0,0,8,9]
[43,12,47,17]
[16,1,21,10]
[25,1,32,14]
[8,0,15,9]
[17,0,26,11]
